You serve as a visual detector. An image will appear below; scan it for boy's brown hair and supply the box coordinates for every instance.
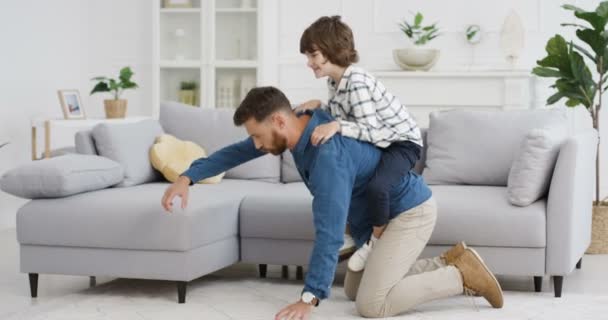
[300,15,359,67]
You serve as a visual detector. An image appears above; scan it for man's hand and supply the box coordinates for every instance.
[311,121,340,146]
[275,301,313,320]
[294,99,322,113]
[161,176,191,213]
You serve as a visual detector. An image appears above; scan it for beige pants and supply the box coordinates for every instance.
[344,197,464,318]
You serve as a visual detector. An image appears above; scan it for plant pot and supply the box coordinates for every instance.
[393,48,440,71]
[178,90,197,106]
[104,99,127,119]
[587,202,608,254]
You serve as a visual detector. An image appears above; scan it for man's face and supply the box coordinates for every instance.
[244,114,288,155]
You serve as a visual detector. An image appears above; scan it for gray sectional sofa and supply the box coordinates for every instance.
[14,102,598,303]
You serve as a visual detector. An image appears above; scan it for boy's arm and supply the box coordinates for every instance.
[301,143,355,300]
[180,137,266,184]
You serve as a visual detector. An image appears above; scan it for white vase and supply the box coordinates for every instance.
[392,48,440,71]
[500,10,525,68]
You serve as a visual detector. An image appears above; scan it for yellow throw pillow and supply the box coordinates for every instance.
[150,134,224,184]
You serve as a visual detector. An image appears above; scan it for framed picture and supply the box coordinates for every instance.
[163,0,192,8]
[57,89,86,120]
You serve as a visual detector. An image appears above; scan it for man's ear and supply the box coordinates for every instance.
[270,112,287,129]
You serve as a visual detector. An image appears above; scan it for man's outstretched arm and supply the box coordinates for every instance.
[181,137,266,184]
[161,137,266,212]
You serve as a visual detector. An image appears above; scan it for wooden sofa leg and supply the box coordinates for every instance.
[533,276,542,292]
[89,276,96,287]
[296,266,304,280]
[177,281,187,303]
[576,258,582,269]
[282,265,289,279]
[259,264,267,278]
[553,276,563,298]
[28,273,38,298]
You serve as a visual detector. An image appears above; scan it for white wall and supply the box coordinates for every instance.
[274,0,607,199]
[0,0,605,230]
[0,0,153,229]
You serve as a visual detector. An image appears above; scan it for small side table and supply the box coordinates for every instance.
[30,117,151,160]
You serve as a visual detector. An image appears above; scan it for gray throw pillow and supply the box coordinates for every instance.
[507,125,568,206]
[0,154,123,199]
[92,119,164,187]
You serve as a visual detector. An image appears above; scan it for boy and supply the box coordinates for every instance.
[296,16,423,272]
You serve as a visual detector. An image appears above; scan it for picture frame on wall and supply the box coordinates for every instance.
[163,0,193,8]
[57,89,86,120]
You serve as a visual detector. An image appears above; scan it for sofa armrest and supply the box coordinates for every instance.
[546,128,598,275]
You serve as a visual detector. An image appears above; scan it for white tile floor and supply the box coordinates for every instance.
[1,228,608,319]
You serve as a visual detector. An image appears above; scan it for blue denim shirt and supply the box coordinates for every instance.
[181,110,432,300]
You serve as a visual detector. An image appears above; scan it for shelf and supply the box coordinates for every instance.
[160,8,201,13]
[372,69,533,78]
[216,8,257,13]
[159,60,201,68]
[214,60,257,68]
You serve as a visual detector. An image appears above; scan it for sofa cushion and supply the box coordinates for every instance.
[240,182,314,240]
[16,180,279,251]
[428,185,546,248]
[92,119,164,187]
[0,154,123,199]
[159,101,281,183]
[280,151,302,183]
[150,134,224,184]
[508,125,567,206]
[74,130,97,155]
[423,108,567,186]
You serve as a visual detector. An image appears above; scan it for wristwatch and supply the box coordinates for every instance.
[301,291,320,307]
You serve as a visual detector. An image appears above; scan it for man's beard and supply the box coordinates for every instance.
[265,131,288,155]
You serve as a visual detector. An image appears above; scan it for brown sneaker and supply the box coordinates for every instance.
[441,241,467,265]
[451,248,504,308]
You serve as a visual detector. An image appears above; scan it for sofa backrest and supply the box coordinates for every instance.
[159,101,281,183]
[422,108,572,186]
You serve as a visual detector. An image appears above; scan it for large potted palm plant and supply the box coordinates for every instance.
[90,67,138,119]
[532,2,608,253]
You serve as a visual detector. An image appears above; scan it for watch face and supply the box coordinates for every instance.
[302,292,314,303]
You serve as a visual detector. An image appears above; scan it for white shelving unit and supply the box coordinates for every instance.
[152,0,277,117]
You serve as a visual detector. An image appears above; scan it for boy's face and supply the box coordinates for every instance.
[305,50,332,79]
[243,113,288,155]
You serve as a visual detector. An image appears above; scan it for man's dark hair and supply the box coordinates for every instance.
[300,15,359,67]
[233,86,292,126]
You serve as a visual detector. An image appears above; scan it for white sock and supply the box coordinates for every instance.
[369,235,379,246]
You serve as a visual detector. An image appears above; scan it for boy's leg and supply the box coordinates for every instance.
[366,141,421,228]
[354,198,464,318]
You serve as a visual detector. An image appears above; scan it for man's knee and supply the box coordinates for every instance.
[355,298,385,318]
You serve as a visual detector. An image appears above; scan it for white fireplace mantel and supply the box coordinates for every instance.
[372,70,536,127]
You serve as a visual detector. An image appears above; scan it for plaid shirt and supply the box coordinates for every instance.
[322,66,422,148]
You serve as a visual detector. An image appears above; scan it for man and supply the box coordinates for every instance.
[161,87,503,319]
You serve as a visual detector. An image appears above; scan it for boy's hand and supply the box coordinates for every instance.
[311,121,340,146]
[161,176,191,213]
[295,99,322,113]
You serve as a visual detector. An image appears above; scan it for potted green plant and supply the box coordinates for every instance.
[393,12,441,71]
[532,2,608,253]
[178,81,197,106]
[90,67,138,119]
